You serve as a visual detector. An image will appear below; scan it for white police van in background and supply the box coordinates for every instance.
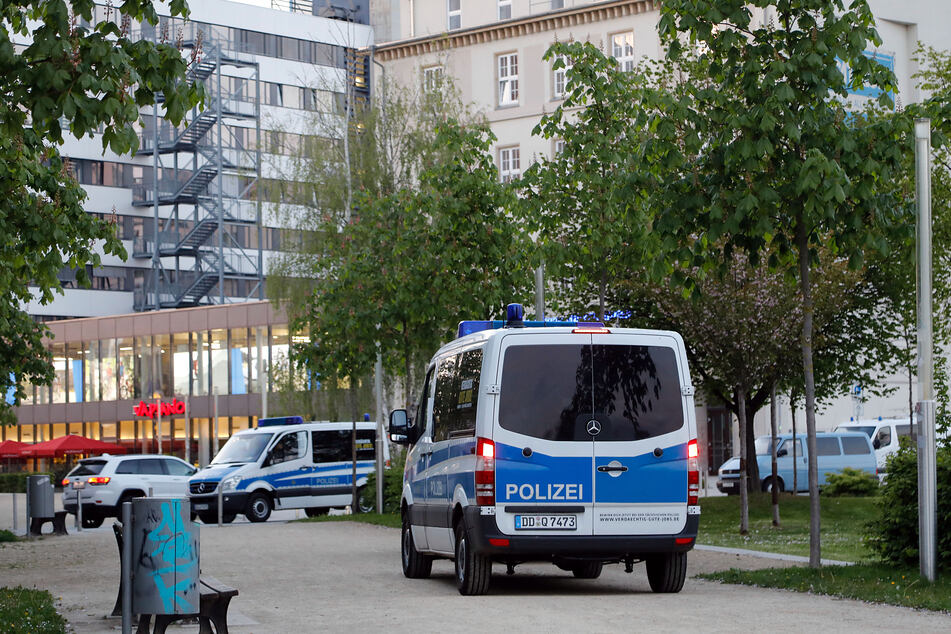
[389,304,700,595]
[187,417,387,523]
[833,417,915,477]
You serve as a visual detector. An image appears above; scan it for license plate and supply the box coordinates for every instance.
[515,515,577,530]
[193,503,209,511]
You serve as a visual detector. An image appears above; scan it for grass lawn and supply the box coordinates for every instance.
[0,587,67,634]
[699,564,951,613]
[699,493,877,562]
[296,512,401,529]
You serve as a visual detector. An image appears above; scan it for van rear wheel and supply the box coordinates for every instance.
[646,552,687,593]
[454,521,491,595]
[762,477,784,493]
[401,513,432,579]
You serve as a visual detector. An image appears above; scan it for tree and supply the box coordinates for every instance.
[0,0,202,422]
[523,41,656,321]
[649,0,940,566]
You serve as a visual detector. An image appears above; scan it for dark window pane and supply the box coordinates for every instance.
[842,436,871,455]
[450,349,482,438]
[432,355,458,442]
[138,458,167,475]
[592,345,684,441]
[498,344,592,441]
[69,460,106,476]
[355,429,375,460]
[313,430,349,463]
[164,459,195,475]
[115,460,140,474]
[815,437,841,456]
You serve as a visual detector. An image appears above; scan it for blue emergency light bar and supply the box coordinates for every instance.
[257,416,305,427]
[457,304,605,338]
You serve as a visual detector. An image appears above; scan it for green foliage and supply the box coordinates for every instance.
[0,472,54,494]
[0,530,16,543]
[0,0,203,422]
[0,587,67,634]
[865,439,951,569]
[700,564,951,613]
[822,468,880,497]
[360,450,405,514]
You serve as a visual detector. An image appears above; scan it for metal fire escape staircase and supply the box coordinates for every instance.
[132,29,264,310]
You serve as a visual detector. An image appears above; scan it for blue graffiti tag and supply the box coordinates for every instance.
[145,500,198,613]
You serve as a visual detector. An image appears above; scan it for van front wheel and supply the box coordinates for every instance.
[646,552,687,593]
[401,514,432,579]
[454,521,491,595]
[245,492,272,523]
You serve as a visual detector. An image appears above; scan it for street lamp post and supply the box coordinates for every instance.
[153,391,162,454]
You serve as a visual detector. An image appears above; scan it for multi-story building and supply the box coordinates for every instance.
[24,0,372,321]
[373,0,951,474]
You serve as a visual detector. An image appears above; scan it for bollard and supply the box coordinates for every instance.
[12,492,17,534]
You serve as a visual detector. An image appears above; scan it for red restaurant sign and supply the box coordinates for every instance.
[133,398,186,418]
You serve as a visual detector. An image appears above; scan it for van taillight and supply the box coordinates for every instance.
[687,439,700,505]
[475,437,495,506]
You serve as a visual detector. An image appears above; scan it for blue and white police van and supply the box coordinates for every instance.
[187,417,387,523]
[389,304,700,595]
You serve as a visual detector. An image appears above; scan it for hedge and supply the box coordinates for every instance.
[0,473,55,494]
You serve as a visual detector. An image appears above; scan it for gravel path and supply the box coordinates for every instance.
[2,518,949,633]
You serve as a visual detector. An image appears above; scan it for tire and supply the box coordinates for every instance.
[198,512,218,524]
[81,514,104,529]
[245,492,272,523]
[222,514,236,524]
[305,507,329,518]
[762,477,784,493]
[401,513,432,579]
[646,552,687,593]
[357,487,374,514]
[454,521,491,595]
[571,561,603,579]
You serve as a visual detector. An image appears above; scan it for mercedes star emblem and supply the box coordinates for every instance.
[586,419,602,436]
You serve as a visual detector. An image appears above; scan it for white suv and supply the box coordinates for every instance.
[62,454,197,528]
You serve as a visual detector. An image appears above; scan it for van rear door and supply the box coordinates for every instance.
[493,333,595,536]
[589,334,689,535]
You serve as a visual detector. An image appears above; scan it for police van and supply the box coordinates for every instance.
[389,304,700,595]
[187,418,387,523]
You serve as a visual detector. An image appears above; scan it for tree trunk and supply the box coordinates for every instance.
[796,218,821,568]
[770,384,780,527]
[737,386,750,535]
[349,383,359,512]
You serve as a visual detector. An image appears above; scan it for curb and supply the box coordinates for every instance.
[695,543,855,566]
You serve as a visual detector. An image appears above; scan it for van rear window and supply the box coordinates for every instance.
[498,344,684,442]
[815,437,841,456]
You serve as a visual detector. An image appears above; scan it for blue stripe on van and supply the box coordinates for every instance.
[595,442,688,504]
[495,442,592,504]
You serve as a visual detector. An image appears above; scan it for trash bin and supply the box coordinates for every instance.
[27,475,54,519]
[130,498,199,615]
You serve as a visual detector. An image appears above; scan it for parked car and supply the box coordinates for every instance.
[717,432,877,494]
[62,454,197,528]
[833,418,915,476]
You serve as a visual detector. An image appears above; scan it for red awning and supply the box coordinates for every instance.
[19,435,128,458]
[0,440,27,458]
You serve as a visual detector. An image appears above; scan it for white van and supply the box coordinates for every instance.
[833,417,915,475]
[389,304,700,595]
[187,418,388,523]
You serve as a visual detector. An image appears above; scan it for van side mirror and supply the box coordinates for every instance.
[389,409,412,445]
[776,448,788,458]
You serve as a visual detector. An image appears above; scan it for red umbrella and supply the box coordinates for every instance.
[0,440,27,458]
[20,435,127,458]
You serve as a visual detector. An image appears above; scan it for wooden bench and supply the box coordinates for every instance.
[111,522,239,633]
[29,510,68,536]
[136,577,239,634]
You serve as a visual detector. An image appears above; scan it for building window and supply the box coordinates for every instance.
[498,0,511,20]
[551,0,564,8]
[423,65,444,93]
[499,146,520,183]
[552,53,572,99]
[448,0,461,30]
[497,52,519,106]
[612,32,635,72]
[554,139,566,156]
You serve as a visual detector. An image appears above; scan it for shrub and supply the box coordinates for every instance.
[821,468,880,497]
[0,530,16,543]
[0,587,67,634]
[865,438,951,569]
[360,450,406,514]
[0,473,55,494]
